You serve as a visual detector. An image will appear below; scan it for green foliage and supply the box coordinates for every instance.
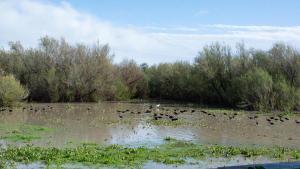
[117,59,146,99]
[273,78,299,111]
[0,140,299,167]
[0,37,119,102]
[194,43,239,106]
[0,74,27,107]
[240,68,273,111]
[145,43,300,111]
[145,62,194,100]
[112,79,131,100]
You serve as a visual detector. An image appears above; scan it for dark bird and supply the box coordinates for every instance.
[171,117,178,121]
[201,110,208,114]
[295,120,300,124]
[284,117,289,120]
[270,122,274,125]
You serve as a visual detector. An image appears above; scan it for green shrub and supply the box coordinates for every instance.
[0,75,27,107]
[273,78,299,111]
[113,80,131,100]
[240,68,273,111]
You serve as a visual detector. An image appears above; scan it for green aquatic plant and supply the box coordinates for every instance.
[0,139,299,168]
[1,134,40,142]
[0,124,52,142]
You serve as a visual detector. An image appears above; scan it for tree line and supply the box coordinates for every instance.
[0,37,299,111]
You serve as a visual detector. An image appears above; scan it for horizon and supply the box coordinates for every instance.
[1,0,300,64]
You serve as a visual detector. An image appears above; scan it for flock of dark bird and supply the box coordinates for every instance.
[117,105,189,122]
[0,104,300,127]
[116,104,300,126]
[265,115,292,125]
[0,105,54,114]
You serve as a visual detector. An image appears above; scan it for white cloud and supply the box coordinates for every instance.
[0,0,300,64]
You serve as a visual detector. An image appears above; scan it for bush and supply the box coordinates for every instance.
[0,75,27,107]
[113,80,131,100]
[273,78,299,111]
[240,68,273,111]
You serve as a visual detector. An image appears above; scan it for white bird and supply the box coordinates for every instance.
[156,104,160,108]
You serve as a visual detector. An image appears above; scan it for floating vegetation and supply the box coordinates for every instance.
[0,124,52,142]
[0,139,299,168]
[1,134,40,142]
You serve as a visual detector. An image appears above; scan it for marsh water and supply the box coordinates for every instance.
[1,102,300,168]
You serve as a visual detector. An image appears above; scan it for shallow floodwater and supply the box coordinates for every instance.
[16,156,273,169]
[0,102,300,149]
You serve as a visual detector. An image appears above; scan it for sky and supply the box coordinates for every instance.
[0,0,300,64]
